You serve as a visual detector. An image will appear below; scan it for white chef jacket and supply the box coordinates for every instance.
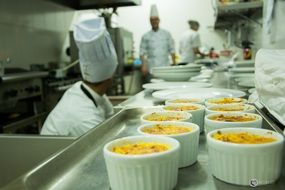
[179,29,201,63]
[41,81,114,137]
[140,29,175,71]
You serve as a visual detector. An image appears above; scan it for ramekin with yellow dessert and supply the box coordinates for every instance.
[140,111,192,123]
[207,128,284,186]
[138,121,199,168]
[165,98,204,105]
[205,104,255,115]
[104,135,180,190]
[163,103,205,132]
[205,97,247,107]
[204,112,262,134]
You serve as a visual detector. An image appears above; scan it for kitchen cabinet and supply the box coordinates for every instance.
[213,0,263,29]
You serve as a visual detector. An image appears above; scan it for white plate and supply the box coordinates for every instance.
[234,77,254,82]
[152,88,246,100]
[234,60,254,67]
[152,68,201,73]
[143,82,212,90]
[229,67,255,73]
[194,59,217,65]
[151,65,201,72]
[150,78,165,83]
[231,73,255,78]
[190,78,210,83]
[248,88,256,94]
[238,80,255,88]
[152,71,199,81]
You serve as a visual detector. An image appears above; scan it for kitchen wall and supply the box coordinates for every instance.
[116,0,227,58]
[0,0,234,69]
[0,0,74,70]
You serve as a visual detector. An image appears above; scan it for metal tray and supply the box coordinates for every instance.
[3,107,285,190]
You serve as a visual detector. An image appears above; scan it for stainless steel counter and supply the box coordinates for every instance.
[0,135,75,188]
[3,71,284,189]
[3,101,285,189]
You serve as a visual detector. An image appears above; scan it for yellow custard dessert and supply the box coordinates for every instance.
[164,105,199,111]
[211,106,244,112]
[144,113,185,121]
[169,99,200,103]
[112,142,169,155]
[142,124,192,135]
[209,114,256,122]
[208,97,244,104]
[212,131,276,144]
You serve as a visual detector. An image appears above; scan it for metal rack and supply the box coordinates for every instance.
[213,0,263,29]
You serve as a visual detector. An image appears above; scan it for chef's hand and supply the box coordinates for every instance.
[141,63,148,76]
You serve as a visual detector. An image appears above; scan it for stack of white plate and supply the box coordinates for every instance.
[237,78,255,88]
[233,60,254,67]
[229,67,256,88]
[190,68,213,82]
[151,64,201,81]
[152,88,246,100]
[142,82,212,91]
[229,67,255,73]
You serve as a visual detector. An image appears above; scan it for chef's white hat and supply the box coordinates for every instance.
[73,17,118,83]
[150,4,159,17]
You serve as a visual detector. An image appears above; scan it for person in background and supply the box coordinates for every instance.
[179,20,207,64]
[139,4,176,82]
[41,17,118,137]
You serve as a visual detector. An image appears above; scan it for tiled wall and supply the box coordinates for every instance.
[0,0,74,70]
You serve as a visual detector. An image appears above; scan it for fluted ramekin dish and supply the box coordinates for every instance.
[204,112,262,134]
[205,104,255,115]
[140,111,192,123]
[104,135,180,190]
[165,98,204,105]
[162,103,205,132]
[205,97,247,107]
[138,121,199,168]
[207,127,284,186]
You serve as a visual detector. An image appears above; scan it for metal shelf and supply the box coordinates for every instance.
[218,1,263,13]
[214,1,263,29]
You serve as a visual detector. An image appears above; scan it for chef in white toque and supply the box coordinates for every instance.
[41,17,118,137]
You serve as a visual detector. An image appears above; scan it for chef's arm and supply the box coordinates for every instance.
[140,55,148,76]
[193,47,207,57]
[171,53,176,65]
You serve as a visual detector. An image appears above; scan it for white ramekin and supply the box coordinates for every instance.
[205,97,247,107]
[104,135,180,190]
[207,127,284,186]
[205,104,255,115]
[140,111,192,123]
[138,122,200,168]
[204,112,262,134]
[162,103,205,132]
[165,98,204,105]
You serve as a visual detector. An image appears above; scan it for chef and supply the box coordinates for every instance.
[139,4,176,82]
[41,17,118,137]
[179,20,206,63]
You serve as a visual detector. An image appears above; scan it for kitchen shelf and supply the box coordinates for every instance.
[218,1,263,13]
[213,0,263,29]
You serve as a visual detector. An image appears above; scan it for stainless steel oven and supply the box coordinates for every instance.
[0,71,48,134]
